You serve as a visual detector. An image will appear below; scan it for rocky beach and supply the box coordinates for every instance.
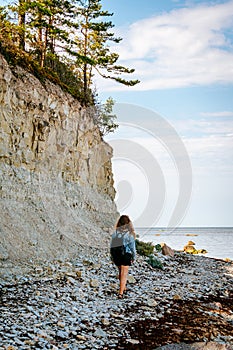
[0,47,233,350]
[0,247,232,350]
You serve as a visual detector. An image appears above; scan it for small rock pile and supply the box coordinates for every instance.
[0,245,232,349]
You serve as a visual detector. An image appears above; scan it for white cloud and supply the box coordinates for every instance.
[173,117,233,135]
[184,134,233,160]
[99,1,233,91]
[172,117,233,175]
[107,114,233,226]
[200,111,233,118]
[108,117,233,178]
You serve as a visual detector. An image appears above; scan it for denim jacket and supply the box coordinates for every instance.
[110,229,136,261]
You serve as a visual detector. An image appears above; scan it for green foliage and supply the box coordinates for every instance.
[0,0,139,107]
[0,39,85,101]
[146,254,164,270]
[93,97,118,136]
[0,6,18,41]
[155,244,162,252]
[73,0,140,103]
[44,54,88,102]
[135,239,154,257]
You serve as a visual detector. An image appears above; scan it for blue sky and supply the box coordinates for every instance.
[98,0,233,227]
[1,0,232,227]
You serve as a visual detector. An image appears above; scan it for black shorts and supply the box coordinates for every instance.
[113,252,132,266]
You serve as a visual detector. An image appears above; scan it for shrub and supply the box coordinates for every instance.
[147,254,164,269]
[155,244,162,252]
[0,38,88,103]
[135,239,154,257]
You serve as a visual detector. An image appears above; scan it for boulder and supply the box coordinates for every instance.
[161,243,174,257]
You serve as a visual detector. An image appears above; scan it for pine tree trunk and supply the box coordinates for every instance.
[38,24,43,66]
[18,0,25,50]
[49,16,55,54]
[83,15,88,104]
[41,27,48,68]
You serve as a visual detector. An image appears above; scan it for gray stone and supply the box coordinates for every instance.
[93,328,108,338]
[126,339,140,345]
[0,228,232,350]
[90,279,99,288]
[127,275,136,284]
[146,298,158,307]
[56,330,69,339]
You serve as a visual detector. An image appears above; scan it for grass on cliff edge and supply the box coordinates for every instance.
[0,39,91,105]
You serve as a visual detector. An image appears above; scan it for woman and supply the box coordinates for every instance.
[110,215,136,299]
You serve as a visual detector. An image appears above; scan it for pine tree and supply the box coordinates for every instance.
[8,0,76,66]
[1,0,140,105]
[72,0,140,104]
[93,97,118,136]
[18,0,26,50]
[0,5,20,48]
[25,0,75,67]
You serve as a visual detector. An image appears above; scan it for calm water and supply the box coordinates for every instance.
[136,227,233,260]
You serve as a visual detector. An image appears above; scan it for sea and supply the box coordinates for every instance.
[136,227,233,261]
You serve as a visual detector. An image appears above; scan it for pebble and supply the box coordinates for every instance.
[0,247,232,349]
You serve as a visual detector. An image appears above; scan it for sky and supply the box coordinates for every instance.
[1,0,232,227]
[98,0,233,228]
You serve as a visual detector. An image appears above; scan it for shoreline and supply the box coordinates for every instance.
[137,229,233,262]
[174,250,232,263]
[0,246,233,349]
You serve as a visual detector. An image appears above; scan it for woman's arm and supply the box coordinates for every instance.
[129,235,136,261]
[129,222,136,239]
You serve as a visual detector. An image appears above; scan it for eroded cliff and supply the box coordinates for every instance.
[0,53,118,262]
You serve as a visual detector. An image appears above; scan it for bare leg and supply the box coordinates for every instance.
[118,266,121,280]
[119,265,129,295]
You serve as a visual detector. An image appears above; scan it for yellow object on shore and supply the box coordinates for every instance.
[183,241,207,255]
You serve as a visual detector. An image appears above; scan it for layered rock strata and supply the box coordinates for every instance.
[0,53,118,261]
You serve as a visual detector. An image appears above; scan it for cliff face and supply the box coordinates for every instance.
[0,53,118,262]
